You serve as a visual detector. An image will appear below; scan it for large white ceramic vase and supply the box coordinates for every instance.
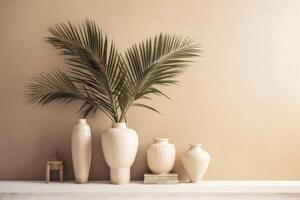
[181,144,210,183]
[71,119,92,183]
[147,138,175,174]
[101,123,138,184]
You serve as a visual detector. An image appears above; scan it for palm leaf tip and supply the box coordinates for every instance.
[132,103,161,115]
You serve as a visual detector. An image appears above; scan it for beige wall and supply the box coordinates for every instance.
[1,0,300,180]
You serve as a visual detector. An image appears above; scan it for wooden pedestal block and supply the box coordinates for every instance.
[45,160,63,183]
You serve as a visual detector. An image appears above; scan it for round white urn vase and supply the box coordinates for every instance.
[147,138,175,174]
[101,123,138,184]
[71,119,92,183]
[181,144,210,183]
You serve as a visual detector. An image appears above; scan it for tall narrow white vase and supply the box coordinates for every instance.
[101,123,138,185]
[71,119,92,183]
[181,144,210,183]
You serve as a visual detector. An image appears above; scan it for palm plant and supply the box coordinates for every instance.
[26,19,201,123]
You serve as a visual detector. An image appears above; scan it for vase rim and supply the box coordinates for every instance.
[112,122,127,128]
[78,118,87,124]
[153,138,169,143]
[189,143,202,148]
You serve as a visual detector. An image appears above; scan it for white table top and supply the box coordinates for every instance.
[0,181,300,194]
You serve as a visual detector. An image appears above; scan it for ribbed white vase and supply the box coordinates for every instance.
[71,119,92,183]
[181,144,210,183]
[101,123,139,185]
[147,138,175,174]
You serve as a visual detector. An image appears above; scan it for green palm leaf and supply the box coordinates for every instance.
[26,20,201,122]
[27,20,124,122]
[27,71,100,118]
[48,19,125,121]
[118,34,200,121]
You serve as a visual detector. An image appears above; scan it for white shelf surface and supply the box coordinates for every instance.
[1,181,300,194]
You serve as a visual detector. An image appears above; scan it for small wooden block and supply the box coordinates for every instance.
[46,160,64,183]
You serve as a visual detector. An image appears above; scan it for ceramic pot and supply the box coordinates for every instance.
[71,119,92,183]
[181,144,210,183]
[147,138,175,174]
[101,123,138,184]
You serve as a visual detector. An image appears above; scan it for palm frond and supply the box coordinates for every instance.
[119,34,201,121]
[26,70,118,120]
[26,20,201,122]
[44,20,124,122]
[132,103,161,115]
[26,71,80,104]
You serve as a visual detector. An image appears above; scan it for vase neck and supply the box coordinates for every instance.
[112,123,127,128]
[189,143,202,150]
[153,138,169,144]
[78,118,87,125]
